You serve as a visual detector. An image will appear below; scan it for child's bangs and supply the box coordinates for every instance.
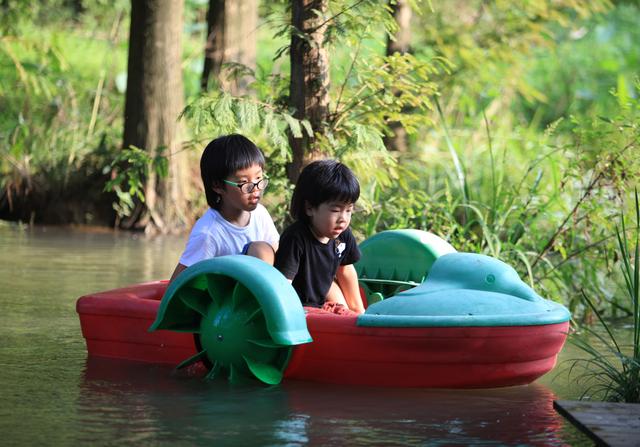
[329,183,360,205]
[227,142,265,173]
[319,170,360,205]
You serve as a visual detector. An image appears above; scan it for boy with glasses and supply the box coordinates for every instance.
[169,134,278,282]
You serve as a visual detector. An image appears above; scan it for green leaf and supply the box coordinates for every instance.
[237,101,260,131]
[283,113,302,138]
[300,119,314,137]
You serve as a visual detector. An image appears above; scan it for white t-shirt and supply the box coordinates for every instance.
[179,204,279,267]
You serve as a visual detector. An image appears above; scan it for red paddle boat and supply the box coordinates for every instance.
[77,230,570,387]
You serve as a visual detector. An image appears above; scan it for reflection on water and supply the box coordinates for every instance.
[0,224,591,445]
[79,358,579,446]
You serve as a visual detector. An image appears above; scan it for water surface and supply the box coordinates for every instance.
[0,224,592,445]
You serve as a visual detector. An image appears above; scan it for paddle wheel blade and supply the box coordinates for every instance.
[248,338,281,349]
[231,282,253,312]
[205,361,221,380]
[177,287,210,317]
[228,363,242,384]
[206,274,234,308]
[243,307,263,324]
[176,349,208,370]
[243,355,283,385]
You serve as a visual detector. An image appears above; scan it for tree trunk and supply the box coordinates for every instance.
[201,0,257,94]
[386,0,411,56]
[201,0,225,91]
[287,0,330,183]
[384,0,412,152]
[122,0,187,234]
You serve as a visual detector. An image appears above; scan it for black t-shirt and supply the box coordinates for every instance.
[274,221,361,307]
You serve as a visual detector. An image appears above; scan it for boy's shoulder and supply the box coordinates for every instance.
[193,208,218,226]
[188,208,219,237]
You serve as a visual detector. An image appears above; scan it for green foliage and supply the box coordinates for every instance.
[412,0,611,119]
[182,92,309,159]
[181,0,447,228]
[103,146,168,219]
[0,20,126,219]
[538,91,640,312]
[331,51,446,136]
[0,1,202,223]
[180,92,307,225]
[567,189,640,403]
[350,123,563,285]
[353,82,639,319]
[1,0,129,36]
[518,3,640,128]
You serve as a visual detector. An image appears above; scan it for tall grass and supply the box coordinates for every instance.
[0,22,126,222]
[350,96,638,323]
[567,189,640,403]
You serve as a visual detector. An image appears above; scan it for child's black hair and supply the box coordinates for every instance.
[290,159,360,223]
[200,134,265,209]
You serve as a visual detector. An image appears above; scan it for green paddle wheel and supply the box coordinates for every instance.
[149,256,312,385]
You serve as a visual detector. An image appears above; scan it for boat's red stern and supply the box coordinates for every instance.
[76,281,197,364]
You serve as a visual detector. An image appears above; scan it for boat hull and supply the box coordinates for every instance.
[77,282,194,365]
[286,308,568,388]
[76,282,568,388]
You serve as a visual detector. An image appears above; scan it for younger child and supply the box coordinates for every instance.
[275,160,365,314]
[170,134,279,282]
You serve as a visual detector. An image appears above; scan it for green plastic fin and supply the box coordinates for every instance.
[244,307,263,324]
[206,274,235,307]
[228,363,243,384]
[243,355,283,385]
[205,361,221,380]
[167,322,201,333]
[176,349,208,370]
[231,282,253,311]
[178,287,210,317]
[368,292,384,306]
[248,338,281,348]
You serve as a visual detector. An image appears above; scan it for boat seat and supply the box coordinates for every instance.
[355,229,456,306]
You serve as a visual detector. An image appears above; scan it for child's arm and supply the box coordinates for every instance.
[336,264,365,314]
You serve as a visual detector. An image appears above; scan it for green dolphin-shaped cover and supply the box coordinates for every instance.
[358,252,571,327]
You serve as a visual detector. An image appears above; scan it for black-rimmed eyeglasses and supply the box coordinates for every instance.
[222,177,269,194]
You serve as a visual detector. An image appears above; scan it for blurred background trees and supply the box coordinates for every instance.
[201,0,257,94]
